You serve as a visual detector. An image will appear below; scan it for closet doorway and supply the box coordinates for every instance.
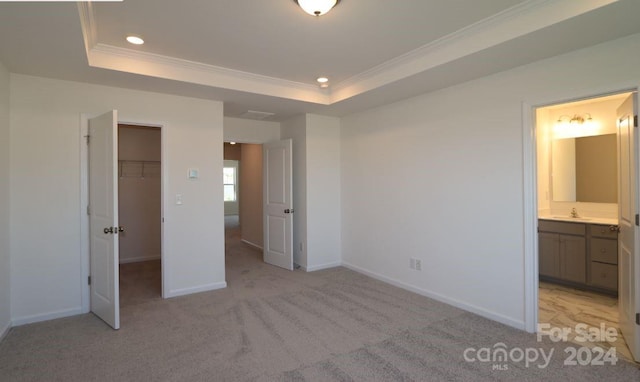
[118,124,162,306]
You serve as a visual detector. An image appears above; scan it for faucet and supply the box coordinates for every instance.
[570,208,579,218]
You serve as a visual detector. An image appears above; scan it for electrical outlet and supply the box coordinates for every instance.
[415,259,422,271]
[409,258,416,270]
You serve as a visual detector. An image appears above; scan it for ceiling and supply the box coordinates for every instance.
[1,0,639,122]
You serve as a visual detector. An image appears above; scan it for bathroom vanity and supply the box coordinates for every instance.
[538,217,618,294]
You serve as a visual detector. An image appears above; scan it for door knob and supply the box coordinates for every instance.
[103,226,123,234]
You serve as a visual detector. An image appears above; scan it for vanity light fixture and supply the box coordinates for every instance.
[295,0,340,16]
[126,35,144,45]
[229,142,237,145]
[557,113,592,125]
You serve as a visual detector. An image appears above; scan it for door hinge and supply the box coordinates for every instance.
[84,134,90,144]
[86,205,90,215]
[634,115,638,128]
[636,313,640,325]
[88,276,91,285]
[636,214,639,226]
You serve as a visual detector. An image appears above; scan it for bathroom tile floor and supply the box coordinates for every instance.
[539,281,635,363]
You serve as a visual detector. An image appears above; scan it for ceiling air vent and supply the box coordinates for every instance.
[239,110,275,120]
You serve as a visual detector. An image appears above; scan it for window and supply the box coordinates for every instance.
[223,165,237,201]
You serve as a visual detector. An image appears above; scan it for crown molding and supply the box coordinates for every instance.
[77,2,98,56]
[77,2,329,104]
[86,43,331,104]
[77,0,619,106]
[328,0,620,103]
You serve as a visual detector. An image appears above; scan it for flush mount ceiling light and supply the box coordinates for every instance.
[295,0,340,16]
[126,35,144,45]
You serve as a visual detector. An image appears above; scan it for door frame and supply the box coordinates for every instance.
[80,114,168,313]
[221,135,289,270]
[522,84,639,333]
[221,139,265,252]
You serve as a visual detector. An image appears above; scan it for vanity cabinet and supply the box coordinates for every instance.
[538,221,586,283]
[589,225,618,291]
[539,232,561,278]
[538,219,618,293]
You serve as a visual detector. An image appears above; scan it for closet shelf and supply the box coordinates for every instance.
[118,160,161,179]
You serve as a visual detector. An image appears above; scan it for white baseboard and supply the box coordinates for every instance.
[241,239,263,251]
[166,281,227,298]
[0,320,11,342]
[341,261,525,331]
[119,255,161,264]
[304,261,342,272]
[12,307,84,327]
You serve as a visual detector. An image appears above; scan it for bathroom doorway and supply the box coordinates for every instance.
[534,91,635,361]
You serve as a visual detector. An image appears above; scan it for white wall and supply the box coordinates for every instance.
[0,61,11,339]
[224,117,280,144]
[306,115,341,271]
[340,33,640,330]
[10,74,225,325]
[280,114,342,271]
[118,126,162,264]
[280,115,307,268]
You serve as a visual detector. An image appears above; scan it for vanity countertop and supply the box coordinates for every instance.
[538,215,618,226]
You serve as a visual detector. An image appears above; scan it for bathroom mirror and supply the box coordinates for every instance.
[551,133,617,203]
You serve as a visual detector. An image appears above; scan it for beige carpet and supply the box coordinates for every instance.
[1,225,639,381]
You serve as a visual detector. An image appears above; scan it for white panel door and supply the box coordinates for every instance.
[263,139,293,270]
[617,94,639,361]
[89,110,120,329]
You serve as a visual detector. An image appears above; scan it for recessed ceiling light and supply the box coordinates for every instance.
[126,35,144,45]
[317,77,330,88]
